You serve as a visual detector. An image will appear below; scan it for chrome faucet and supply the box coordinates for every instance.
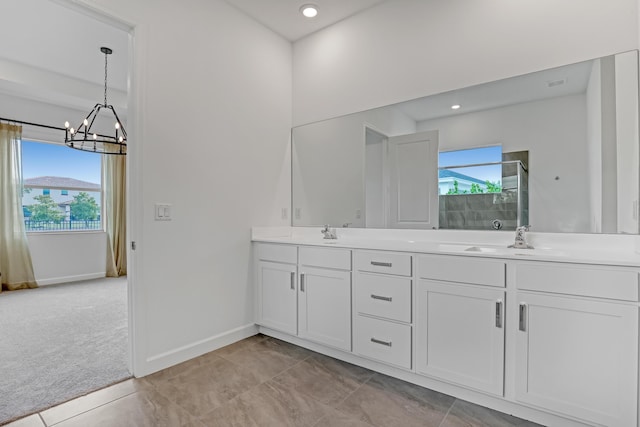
[321,225,337,239]
[509,225,533,249]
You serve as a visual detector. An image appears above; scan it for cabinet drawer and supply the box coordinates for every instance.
[299,246,351,270]
[354,250,412,276]
[354,315,411,369]
[256,243,297,264]
[355,273,411,323]
[418,254,505,287]
[516,262,639,301]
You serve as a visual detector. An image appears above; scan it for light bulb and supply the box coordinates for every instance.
[83,119,88,126]
[300,4,318,18]
[93,133,97,140]
[115,122,120,130]
[70,128,75,134]
[119,136,124,143]
[64,121,70,128]
[451,104,461,110]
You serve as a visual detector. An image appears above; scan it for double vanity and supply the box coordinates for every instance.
[252,227,640,427]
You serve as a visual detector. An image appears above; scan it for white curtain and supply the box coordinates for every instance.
[104,154,126,277]
[0,123,37,291]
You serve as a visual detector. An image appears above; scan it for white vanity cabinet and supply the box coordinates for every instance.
[353,250,413,370]
[298,246,352,351]
[416,254,506,396]
[514,262,639,427]
[256,243,352,351]
[255,243,298,335]
[254,234,640,427]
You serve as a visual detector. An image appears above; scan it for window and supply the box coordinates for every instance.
[21,141,102,232]
[438,146,502,195]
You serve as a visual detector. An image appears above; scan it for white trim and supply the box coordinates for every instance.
[37,272,106,286]
[138,323,259,378]
[48,0,134,31]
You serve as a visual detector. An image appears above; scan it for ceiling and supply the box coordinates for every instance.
[396,60,594,122]
[223,0,389,41]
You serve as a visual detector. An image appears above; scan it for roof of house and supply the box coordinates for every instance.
[438,169,487,185]
[24,176,100,190]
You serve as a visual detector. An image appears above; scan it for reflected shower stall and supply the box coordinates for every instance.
[438,152,529,231]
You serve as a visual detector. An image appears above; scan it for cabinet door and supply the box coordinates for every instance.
[298,266,351,351]
[416,280,505,396]
[257,261,297,335]
[515,293,638,427]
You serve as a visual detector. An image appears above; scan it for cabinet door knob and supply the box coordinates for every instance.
[290,271,295,290]
[300,273,305,292]
[495,299,503,328]
[519,303,527,332]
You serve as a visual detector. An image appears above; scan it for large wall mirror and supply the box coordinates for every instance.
[292,50,640,234]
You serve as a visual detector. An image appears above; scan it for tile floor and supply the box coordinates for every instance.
[5,335,542,427]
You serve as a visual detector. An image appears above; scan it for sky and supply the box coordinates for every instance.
[22,140,101,184]
[439,146,502,184]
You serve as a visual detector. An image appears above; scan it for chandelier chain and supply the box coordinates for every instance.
[104,50,108,106]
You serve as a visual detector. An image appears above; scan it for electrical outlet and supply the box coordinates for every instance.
[355,209,362,219]
[281,208,288,220]
[295,208,301,220]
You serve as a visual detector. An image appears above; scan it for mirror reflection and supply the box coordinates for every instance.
[292,51,639,234]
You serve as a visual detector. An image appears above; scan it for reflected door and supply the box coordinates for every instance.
[388,130,439,229]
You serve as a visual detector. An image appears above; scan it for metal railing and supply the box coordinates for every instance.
[24,220,102,232]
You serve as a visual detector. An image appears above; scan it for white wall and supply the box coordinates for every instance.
[28,232,106,285]
[417,95,590,233]
[82,0,292,376]
[615,51,640,234]
[293,0,638,126]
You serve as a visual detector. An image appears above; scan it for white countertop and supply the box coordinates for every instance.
[252,227,640,267]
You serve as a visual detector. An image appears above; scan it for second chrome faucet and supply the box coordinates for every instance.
[509,225,534,249]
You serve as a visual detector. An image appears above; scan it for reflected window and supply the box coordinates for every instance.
[438,146,502,195]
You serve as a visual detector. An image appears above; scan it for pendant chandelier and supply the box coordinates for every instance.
[65,47,127,155]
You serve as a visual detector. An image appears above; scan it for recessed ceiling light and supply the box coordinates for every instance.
[451,104,461,110]
[300,4,318,18]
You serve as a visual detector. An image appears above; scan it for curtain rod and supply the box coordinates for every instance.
[0,116,114,139]
[0,116,65,132]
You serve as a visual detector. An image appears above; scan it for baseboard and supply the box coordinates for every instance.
[137,323,258,377]
[37,272,107,286]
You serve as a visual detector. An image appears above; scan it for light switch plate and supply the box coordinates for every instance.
[154,203,172,221]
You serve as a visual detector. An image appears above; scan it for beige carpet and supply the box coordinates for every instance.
[0,277,130,425]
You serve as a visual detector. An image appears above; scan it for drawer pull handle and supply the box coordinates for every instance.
[290,272,295,290]
[370,337,392,347]
[519,303,527,332]
[371,261,392,267]
[371,294,392,302]
[300,273,305,292]
[495,299,503,328]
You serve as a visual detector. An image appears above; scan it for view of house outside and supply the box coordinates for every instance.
[438,146,503,195]
[21,141,102,232]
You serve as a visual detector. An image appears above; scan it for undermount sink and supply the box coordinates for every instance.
[437,243,566,258]
[438,243,503,253]
[464,246,499,253]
